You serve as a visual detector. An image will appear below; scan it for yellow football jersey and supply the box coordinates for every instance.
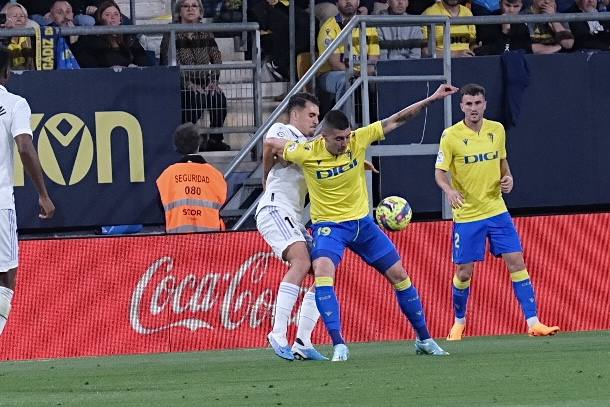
[435,119,508,222]
[317,16,380,75]
[284,121,384,223]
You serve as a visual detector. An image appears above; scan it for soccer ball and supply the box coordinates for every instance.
[375,196,412,231]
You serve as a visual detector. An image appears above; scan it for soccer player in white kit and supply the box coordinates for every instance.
[256,92,327,361]
[0,47,55,337]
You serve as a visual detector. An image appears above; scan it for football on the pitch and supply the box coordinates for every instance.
[375,196,412,231]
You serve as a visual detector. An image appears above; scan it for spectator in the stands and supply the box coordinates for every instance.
[525,0,574,54]
[317,0,379,112]
[475,0,532,55]
[1,3,36,70]
[160,0,230,152]
[75,1,150,68]
[422,0,477,57]
[249,0,313,81]
[567,0,610,51]
[20,0,96,26]
[377,0,424,60]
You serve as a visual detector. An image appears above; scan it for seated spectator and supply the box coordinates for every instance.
[524,0,574,54]
[475,0,532,55]
[567,0,610,51]
[422,0,477,57]
[249,0,313,81]
[20,0,95,26]
[160,0,230,152]
[156,123,228,234]
[1,3,36,70]
[317,0,379,112]
[75,1,150,68]
[377,0,424,60]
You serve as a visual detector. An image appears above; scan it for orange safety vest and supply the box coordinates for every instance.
[156,161,227,233]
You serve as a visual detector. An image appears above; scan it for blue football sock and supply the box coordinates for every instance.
[511,269,538,319]
[452,275,471,320]
[315,279,345,345]
[394,278,431,340]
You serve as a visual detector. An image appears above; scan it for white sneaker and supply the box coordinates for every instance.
[414,338,449,356]
[331,344,349,362]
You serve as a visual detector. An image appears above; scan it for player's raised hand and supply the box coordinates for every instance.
[500,175,513,193]
[432,84,459,101]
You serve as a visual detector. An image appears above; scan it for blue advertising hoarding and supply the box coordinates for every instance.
[9,67,181,229]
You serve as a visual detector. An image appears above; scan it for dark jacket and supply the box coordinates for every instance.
[567,7,610,51]
[75,35,150,68]
[475,10,532,55]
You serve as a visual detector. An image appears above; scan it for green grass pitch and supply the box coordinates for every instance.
[1,331,609,407]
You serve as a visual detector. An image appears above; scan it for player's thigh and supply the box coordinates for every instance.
[256,206,308,260]
[452,219,487,264]
[350,216,401,274]
[487,212,523,257]
[0,209,18,275]
[310,221,350,269]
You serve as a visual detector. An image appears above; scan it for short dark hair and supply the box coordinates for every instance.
[320,110,350,133]
[460,83,486,99]
[173,123,202,154]
[286,92,319,115]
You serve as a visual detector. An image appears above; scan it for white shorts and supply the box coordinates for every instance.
[0,209,18,273]
[256,206,312,259]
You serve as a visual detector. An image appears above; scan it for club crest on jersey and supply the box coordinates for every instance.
[287,143,298,152]
[318,227,332,236]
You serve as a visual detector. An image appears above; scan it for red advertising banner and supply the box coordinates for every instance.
[1,213,609,360]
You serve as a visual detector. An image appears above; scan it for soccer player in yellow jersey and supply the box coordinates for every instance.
[266,83,458,361]
[434,83,560,340]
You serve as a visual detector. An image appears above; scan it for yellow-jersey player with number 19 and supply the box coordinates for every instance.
[267,84,458,362]
[435,83,560,341]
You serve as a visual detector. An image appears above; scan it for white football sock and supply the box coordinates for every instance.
[526,316,540,328]
[295,290,320,347]
[0,286,14,336]
[271,282,299,346]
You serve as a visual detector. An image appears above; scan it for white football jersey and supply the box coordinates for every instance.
[256,123,309,220]
[0,86,33,210]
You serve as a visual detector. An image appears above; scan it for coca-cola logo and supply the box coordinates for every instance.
[130,252,282,335]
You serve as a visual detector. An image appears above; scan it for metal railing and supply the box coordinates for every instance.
[0,22,263,145]
[227,11,610,229]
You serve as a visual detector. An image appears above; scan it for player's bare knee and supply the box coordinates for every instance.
[383,263,408,285]
[287,257,311,278]
[456,264,474,281]
[312,258,335,279]
[503,252,526,272]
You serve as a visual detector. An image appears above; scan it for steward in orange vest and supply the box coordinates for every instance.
[156,124,227,233]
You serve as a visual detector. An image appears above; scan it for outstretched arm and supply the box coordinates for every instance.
[381,84,459,135]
